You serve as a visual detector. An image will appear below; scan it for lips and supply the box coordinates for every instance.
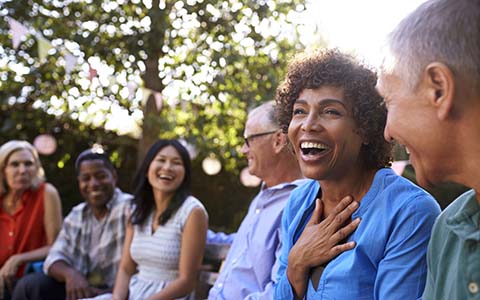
[298,139,332,161]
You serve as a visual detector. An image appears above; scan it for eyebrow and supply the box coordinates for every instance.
[294,98,347,107]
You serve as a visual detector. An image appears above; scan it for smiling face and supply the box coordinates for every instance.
[147,145,186,198]
[377,70,446,187]
[288,87,364,181]
[78,159,117,214]
[240,106,279,180]
[4,149,37,193]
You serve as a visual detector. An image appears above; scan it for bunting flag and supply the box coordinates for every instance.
[391,160,409,176]
[88,64,98,81]
[37,36,53,61]
[64,52,77,74]
[7,17,29,49]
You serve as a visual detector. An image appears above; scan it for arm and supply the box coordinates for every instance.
[374,197,440,300]
[148,207,208,300]
[0,183,63,290]
[276,197,360,300]
[49,260,98,300]
[111,222,137,300]
[243,228,283,300]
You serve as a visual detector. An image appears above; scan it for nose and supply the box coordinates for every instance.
[240,142,249,155]
[383,115,394,143]
[301,111,323,132]
[18,163,27,173]
[161,161,174,170]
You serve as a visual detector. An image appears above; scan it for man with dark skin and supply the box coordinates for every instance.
[12,150,132,300]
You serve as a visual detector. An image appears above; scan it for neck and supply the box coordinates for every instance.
[318,167,377,217]
[441,104,480,203]
[263,155,304,188]
[92,206,108,220]
[152,189,174,214]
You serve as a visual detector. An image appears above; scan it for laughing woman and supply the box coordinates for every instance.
[274,50,441,300]
[88,139,208,300]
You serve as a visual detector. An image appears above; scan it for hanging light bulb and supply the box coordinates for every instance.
[202,154,222,175]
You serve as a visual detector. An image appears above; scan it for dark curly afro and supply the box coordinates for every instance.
[275,49,392,169]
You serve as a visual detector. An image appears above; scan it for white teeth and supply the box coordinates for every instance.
[300,142,328,150]
[405,147,410,154]
[159,174,173,180]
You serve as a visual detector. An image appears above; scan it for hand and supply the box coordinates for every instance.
[0,255,22,292]
[289,196,360,272]
[64,270,98,300]
[286,196,360,298]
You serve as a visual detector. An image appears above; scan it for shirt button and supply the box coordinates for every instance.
[468,282,479,294]
[255,208,260,214]
[232,258,237,264]
[9,231,14,236]
[217,283,223,288]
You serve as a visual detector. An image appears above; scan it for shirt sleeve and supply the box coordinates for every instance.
[374,195,441,300]
[274,198,295,300]
[43,212,77,274]
[207,229,236,244]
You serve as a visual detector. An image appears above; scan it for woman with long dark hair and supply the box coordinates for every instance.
[88,139,208,300]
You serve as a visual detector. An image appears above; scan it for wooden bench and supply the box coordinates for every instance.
[195,243,231,299]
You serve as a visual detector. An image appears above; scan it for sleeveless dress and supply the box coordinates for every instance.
[128,196,206,300]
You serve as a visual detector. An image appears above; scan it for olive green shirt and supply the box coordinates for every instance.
[423,189,480,300]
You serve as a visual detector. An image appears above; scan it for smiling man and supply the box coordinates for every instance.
[377,1,480,299]
[12,149,133,300]
[207,101,306,300]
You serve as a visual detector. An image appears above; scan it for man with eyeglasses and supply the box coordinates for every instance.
[207,100,306,300]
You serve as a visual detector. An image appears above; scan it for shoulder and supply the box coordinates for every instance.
[182,196,207,214]
[377,168,440,212]
[287,180,318,207]
[433,189,475,229]
[43,183,61,203]
[176,196,207,224]
[283,179,318,219]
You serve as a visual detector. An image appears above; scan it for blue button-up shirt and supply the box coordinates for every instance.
[208,179,307,300]
[275,168,441,300]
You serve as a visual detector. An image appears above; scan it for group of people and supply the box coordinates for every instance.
[0,0,478,299]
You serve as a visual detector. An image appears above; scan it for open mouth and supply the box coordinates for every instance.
[300,142,329,156]
[159,174,174,181]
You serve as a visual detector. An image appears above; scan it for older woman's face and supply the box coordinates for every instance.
[4,149,37,192]
[288,87,364,180]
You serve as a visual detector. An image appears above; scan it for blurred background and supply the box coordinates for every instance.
[0,0,467,232]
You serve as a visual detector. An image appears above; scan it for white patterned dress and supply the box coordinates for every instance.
[83,196,206,300]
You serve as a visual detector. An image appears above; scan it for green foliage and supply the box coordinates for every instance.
[0,0,307,172]
[0,0,309,228]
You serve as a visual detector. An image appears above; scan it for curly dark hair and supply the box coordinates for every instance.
[275,49,392,169]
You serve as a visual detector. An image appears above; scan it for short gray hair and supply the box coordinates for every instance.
[386,0,480,91]
[249,100,278,129]
[0,140,45,196]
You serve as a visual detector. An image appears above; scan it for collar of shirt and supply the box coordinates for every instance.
[446,189,480,241]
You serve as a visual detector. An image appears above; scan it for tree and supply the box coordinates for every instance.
[0,0,307,171]
[0,0,308,229]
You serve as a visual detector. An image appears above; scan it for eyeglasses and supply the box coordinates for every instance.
[244,130,278,147]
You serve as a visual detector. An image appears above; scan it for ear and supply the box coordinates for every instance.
[273,131,288,154]
[424,62,455,120]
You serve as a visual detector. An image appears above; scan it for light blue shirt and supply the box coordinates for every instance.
[275,168,441,300]
[208,179,307,300]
